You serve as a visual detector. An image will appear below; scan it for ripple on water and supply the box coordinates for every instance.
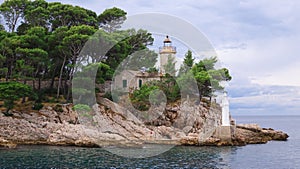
[0,145,234,168]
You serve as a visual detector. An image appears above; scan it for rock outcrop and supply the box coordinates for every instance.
[233,124,289,144]
[0,99,289,148]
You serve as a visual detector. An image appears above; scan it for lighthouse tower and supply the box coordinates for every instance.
[215,92,232,142]
[221,92,230,126]
[159,35,176,74]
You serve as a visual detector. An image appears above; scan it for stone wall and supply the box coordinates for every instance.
[0,79,62,89]
[1,79,113,94]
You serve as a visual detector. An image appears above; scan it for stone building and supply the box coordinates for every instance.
[113,35,176,92]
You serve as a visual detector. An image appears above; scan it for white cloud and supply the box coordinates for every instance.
[228,85,300,115]
[251,61,300,86]
[218,33,300,87]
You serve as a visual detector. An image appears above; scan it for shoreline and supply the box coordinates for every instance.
[0,100,289,149]
[0,122,289,149]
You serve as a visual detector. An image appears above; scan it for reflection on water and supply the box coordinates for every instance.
[0,145,236,168]
[104,144,175,159]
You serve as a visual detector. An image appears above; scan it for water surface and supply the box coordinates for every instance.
[0,115,298,169]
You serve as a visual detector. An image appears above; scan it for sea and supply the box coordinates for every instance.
[0,115,299,169]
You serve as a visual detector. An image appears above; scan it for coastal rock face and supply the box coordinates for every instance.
[180,123,289,146]
[0,99,289,148]
[0,99,162,147]
[92,98,154,141]
[145,100,223,142]
[0,114,49,145]
[233,124,289,144]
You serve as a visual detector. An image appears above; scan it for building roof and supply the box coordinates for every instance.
[164,35,172,43]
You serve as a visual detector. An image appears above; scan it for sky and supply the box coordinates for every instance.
[2,0,300,116]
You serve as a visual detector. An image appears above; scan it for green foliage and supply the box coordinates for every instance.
[0,1,155,102]
[191,56,232,99]
[147,67,159,74]
[103,92,113,101]
[177,70,198,98]
[73,104,91,112]
[0,0,29,32]
[24,0,49,28]
[131,85,159,111]
[32,102,43,110]
[96,63,114,83]
[72,76,95,105]
[0,82,35,114]
[130,75,181,110]
[179,50,194,75]
[48,2,98,30]
[72,62,113,105]
[53,104,63,112]
[105,29,154,70]
[98,7,127,32]
[184,50,194,68]
[130,55,232,108]
[118,48,158,71]
[161,74,181,102]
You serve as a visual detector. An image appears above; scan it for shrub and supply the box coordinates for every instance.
[53,104,63,112]
[32,102,44,110]
[0,82,36,115]
[73,104,91,112]
[130,85,159,111]
[103,92,113,101]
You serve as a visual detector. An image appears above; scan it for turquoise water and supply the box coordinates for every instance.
[0,116,298,169]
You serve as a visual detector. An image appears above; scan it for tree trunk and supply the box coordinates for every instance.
[66,60,76,102]
[50,70,56,91]
[199,88,202,104]
[32,79,35,90]
[57,55,66,99]
[38,77,41,91]
[22,80,27,103]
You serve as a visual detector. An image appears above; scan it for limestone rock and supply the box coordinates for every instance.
[0,99,289,147]
[180,135,199,145]
[234,124,289,144]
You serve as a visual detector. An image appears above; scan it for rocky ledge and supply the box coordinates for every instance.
[234,124,289,144]
[190,124,288,146]
[0,99,289,148]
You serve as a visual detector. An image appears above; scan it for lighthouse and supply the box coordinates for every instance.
[221,92,230,126]
[215,91,232,142]
[159,35,176,75]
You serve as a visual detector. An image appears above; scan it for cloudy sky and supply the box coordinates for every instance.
[3,0,300,115]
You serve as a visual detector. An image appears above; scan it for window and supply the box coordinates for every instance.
[139,79,142,88]
[122,79,127,88]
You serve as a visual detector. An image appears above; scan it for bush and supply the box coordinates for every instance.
[95,87,100,93]
[130,85,159,111]
[73,104,91,112]
[32,102,44,110]
[53,104,63,112]
[0,82,36,115]
[130,77,181,111]
[103,92,113,101]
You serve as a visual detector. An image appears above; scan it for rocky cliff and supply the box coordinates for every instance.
[0,98,288,148]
